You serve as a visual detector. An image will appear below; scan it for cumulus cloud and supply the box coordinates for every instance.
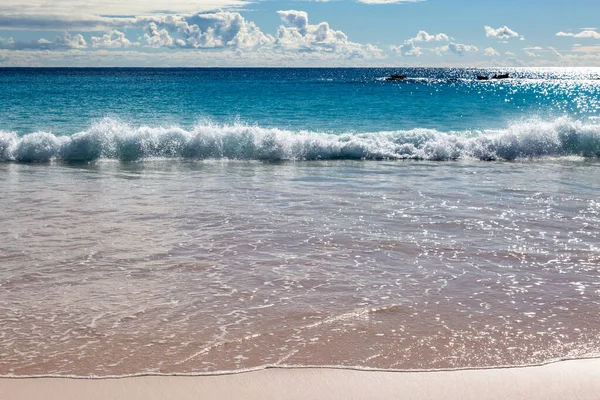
[276,9,348,52]
[435,42,478,56]
[484,25,521,40]
[137,9,384,59]
[412,30,449,42]
[0,32,87,50]
[275,10,383,58]
[556,30,600,39]
[54,33,87,49]
[91,30,139,48]
[390,30,447,57]
[144,22,176,48]
[484,47,499,56]
[278,9,309,34]
[141,11,275,50]
[0,9,385,62]
[390,41,421,56]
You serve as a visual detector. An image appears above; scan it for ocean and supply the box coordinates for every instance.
[1,67,599,377]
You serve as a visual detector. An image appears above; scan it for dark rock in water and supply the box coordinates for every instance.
[385,74,407,81]
[477,76,489,80]
[492,73,510,80]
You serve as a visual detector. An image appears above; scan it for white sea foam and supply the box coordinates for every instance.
[0,117,599,163]
[3,356,600,379]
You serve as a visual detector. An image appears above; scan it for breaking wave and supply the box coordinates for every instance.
[0,117,599,163]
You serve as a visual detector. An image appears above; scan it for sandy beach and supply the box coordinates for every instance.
[2,358,600,400]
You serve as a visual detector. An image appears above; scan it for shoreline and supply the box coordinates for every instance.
[2,358,600,400]
[3,354,600,379]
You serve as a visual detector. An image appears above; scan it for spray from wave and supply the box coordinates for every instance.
[0,117,599,163]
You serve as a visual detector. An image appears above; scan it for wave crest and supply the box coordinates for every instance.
[1,117,599,162]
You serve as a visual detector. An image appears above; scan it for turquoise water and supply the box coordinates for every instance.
[1,67,600,162]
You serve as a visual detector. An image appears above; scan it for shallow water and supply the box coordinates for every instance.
[1,67,600,376]
[1,159,599,376]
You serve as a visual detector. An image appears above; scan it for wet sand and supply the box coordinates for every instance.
[2,358,600,400]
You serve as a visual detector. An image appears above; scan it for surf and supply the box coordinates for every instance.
[0,116,599,163]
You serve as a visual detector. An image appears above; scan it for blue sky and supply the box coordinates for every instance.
[0,0,599,66]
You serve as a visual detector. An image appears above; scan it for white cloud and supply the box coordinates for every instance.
[548,46,562,57]
[572,45,600,53]
[142,12,275,50]
[0,1,251,30]
[276,10,346,52]
[390,30,447,57]
[556,30,600,39]
[390,41,421,56]
[0,9,385,61]
[0,47,388,67]
[484,25,521,40]
[4,44,600,67]
[524,50,538,57]
[0,37,15,46]
[0,32,87,50]
[505,51,516,57]
[278,9,309,34]
[484,47,499,56]
[556,52,600,65]
[55,33,87,49]
[275,10,383,57]
[412,30,449,42]
[521,46,563,58]
[144,22,176,47]
[435,42,478,56]
[91,30,139,48]
[0,0,426,31]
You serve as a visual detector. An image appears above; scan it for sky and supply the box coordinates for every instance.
[0,0,599,67]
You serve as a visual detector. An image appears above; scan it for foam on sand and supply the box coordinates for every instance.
[1,358,599,400]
